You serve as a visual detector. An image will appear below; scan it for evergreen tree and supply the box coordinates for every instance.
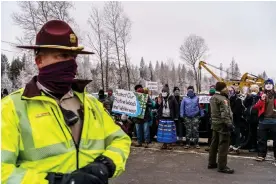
[149,61,154,81]
[1,54,10,76]
[261,71,268,80]
[16,54,38,89]
[1,66,13,93]
[139,57,146,79]
[234,63,241,79]
[9,57,24,88]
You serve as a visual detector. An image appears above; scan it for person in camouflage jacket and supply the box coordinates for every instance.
[208,82,235,174]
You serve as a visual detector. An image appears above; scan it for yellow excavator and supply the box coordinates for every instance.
[198,61,265,92]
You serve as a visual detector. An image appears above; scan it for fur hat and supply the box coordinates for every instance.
[215,82,227,92]
[162,84,170,93]
[250,84,259,93]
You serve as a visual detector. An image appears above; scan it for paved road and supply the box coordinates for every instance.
[110,147,276,184]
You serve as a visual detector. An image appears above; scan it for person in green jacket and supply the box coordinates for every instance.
[208,82,235,174]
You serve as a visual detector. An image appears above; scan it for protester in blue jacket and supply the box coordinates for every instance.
[180,86,204,149]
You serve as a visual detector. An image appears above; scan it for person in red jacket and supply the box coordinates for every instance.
[254,79,276,161]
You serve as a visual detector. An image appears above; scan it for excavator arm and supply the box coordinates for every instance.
[198,61,223,82]
[198,61,264,93]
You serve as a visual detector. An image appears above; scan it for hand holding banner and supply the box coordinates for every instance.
[112,89,148,119]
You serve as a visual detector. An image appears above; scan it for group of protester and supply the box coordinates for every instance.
[99,79,276,174]
[98,84,207,150]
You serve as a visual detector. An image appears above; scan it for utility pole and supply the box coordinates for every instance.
[220,63,223,79]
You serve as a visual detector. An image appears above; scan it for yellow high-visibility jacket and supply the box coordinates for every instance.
[1,78,131,184]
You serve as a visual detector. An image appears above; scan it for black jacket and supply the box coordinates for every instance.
[230,95,244,117]
[244,94,260,118]
[156,95,179,119]
[230,94,245,127]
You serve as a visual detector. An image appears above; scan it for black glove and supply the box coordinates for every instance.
[78,156,116,184]
[46,171,104,184]
[227,123,235,132]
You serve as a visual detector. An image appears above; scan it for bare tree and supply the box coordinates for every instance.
[12,1,75,44]
[119,16,132,90]
[104,34,113,89]
[88,6,105,90]
[104,1,124,87]
[180,34,208,92]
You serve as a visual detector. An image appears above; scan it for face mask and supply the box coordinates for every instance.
[136,88,144,93]
[162,92,168,97]
[265,84,273,91]
[37,59,77,95]
[187,90,194,98]
[251,92,257,96]
[174,90,180,96]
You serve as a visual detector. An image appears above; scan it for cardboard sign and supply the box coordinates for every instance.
[112,89,148,119]
[145,81,158,91]
[199,96,211,104]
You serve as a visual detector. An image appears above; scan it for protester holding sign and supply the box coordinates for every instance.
[132,85,152,148]
[156,84,179,150]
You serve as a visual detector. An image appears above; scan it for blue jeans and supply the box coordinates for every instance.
[136,122,150,144]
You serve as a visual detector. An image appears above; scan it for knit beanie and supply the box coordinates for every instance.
[187,86,194,91]
[98,89,104,95]
[173,86,180,92]
[134,84,143,91]
[162,84,170,93]
[215,82,227,92]
[209,88,216,95]
[265,78,274,86]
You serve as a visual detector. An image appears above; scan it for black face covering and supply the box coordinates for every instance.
[38,59,77,95]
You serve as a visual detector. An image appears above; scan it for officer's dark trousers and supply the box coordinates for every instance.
[209,130,230,169]
[207,119,212,146]
[258,123,276,158]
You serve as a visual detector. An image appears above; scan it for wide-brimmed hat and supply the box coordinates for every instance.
[17,20,94,54]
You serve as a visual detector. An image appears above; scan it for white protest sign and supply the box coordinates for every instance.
[145,81,158,91]
[112,89,148,118]
[199,95,212,104]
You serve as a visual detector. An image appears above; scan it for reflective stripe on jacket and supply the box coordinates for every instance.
[1,88,131,184]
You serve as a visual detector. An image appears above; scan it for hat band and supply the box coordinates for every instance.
[37,45,84,51]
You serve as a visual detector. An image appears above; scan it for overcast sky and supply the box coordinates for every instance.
[1,1,276,78]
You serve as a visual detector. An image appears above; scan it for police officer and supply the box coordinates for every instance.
[1,20,131,184]
[208,82,234,174]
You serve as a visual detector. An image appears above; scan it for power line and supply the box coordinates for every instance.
[1,49,21,53]
[1,40,17,45]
